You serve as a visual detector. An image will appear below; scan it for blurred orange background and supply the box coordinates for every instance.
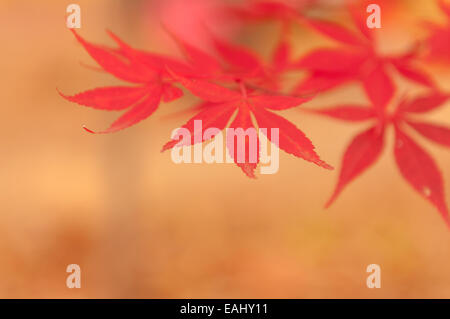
[0,0,449,298]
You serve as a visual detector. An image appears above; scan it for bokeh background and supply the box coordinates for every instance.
[1,0,450,298]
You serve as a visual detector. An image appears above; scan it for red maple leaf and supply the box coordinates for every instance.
[313,90,450,226]
[59,30,189,134]
[162,73,333,178]
[426,0,450,63]
[291,7,435,96]
[61,27,331,177]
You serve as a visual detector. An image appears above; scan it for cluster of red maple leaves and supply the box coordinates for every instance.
[60,0,450,226]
